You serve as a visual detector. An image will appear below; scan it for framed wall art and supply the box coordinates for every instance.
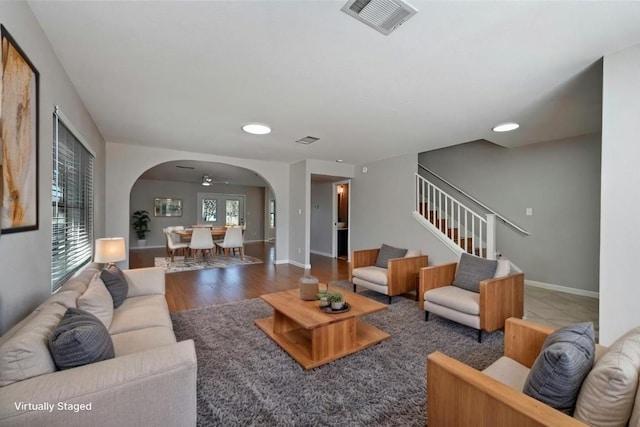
[1,25,39,234]
[154,198,183,217]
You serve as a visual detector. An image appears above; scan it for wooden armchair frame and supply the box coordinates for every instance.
[350,248,428,303]
[426,318,587,426]
[419,262,525,334]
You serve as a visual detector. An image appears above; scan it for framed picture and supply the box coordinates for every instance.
[154,198,183,217]
[1,25,39,234]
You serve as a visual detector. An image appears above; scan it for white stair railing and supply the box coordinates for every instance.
[415,173,496,259]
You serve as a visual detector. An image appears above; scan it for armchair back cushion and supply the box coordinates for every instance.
[374,244,407,268]
[574,326,640,426]
[452,253,497,293]
[522,322,595,415]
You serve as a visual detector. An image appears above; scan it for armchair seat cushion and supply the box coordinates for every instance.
[351,266,388,286]
[483,356,530,392]
[424,286,479,315]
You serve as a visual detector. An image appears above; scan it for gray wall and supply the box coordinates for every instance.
[0,3,106,334]
[351,154,456,265]
[310,181,334,256]
[289,161,307,267]
[129,179,266,247]
[419,134,601,294]
[600,43,640,345]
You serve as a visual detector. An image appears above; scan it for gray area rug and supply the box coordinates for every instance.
[155,255,263,273]
[171,280,504,426]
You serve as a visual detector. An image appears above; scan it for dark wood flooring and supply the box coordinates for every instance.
[129,242,351,313]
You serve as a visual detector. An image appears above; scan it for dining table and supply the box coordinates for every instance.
[173,228,227,241]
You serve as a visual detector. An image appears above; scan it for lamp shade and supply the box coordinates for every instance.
[94,238,126,263]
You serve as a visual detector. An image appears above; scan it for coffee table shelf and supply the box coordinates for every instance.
[255,286,390,370]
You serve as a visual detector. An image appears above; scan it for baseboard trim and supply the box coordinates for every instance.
[310,250,333,258]
[525,280,599,299]
[274,259,311,269]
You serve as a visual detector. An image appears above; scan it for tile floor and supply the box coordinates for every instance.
[524,285,599,340]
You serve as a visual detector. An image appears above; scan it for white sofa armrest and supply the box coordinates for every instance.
[0,340,197,427]
[123,267,165,297]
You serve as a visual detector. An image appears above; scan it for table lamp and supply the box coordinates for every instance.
[94,237,126,267]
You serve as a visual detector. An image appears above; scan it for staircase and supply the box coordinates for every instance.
[413,173,497,259]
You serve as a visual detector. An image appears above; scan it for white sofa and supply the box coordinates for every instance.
[0,265,197,427]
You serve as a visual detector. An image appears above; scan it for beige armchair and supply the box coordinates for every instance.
[427,318,640,427]
[427,318,588,426]
[350,247,428,304]
[419,256,524,342]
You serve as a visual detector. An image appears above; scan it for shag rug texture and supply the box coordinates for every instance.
[155,255,263,273]
[171,281,504,426]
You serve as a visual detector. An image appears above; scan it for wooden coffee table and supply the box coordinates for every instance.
[255,286,390,369]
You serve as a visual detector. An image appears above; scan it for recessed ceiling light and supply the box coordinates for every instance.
[242,123,271,135]
[336,159,343,163]
[492,122,520,132]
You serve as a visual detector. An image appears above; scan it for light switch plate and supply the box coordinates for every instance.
[526,208,533,216]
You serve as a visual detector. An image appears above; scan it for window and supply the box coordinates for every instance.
[269,199,275,228]
[226,199,240,226]
[202,198,217,221]
[51,108,94,291]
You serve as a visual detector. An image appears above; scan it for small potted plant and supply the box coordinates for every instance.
[131,210,151,247]
[326,292,345,310]
[317,287,329,308]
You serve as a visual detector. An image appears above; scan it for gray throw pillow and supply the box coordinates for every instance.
[523,322,595,415]
[375,244,408,268]
[451,253,498,293]
[100,264,129,308]
[48,308,115,370]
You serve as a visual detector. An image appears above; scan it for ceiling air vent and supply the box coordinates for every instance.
[341,0,417,36]
[296,136,320,145]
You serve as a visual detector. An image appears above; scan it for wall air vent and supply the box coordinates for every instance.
[341,0,417,36]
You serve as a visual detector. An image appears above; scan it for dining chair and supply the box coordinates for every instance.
[164,227,189,262]
[215,226,244,259]
[189,227,215,261]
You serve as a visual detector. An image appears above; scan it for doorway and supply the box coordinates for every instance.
[334,181,350,260]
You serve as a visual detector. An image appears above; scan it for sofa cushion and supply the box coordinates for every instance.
[574,326,640,426]
[351,266,388,286]
[523,322,595,415]
[424,286,479,315]
[35,290,80,312]
[100,264,129,308]
[375,244,407,268]
[111,326,176,356]
[0,303,67,386]
[452,253,498,293]
[109,295,172,334]
[48,308,115,370]
[78,273,114,329]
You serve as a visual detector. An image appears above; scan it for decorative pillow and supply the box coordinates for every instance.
[523,323,595,415]
[0,303,67,386]
[452,253,498,293]
[78,273,114,329]
[375,244,408,268]
[574,326,640,426]
[48,308,115,370]
[100,264,129,308]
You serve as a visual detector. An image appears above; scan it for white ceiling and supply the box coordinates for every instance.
[29,1,640,170]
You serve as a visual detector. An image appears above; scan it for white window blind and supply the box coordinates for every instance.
[51,108,94,291]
